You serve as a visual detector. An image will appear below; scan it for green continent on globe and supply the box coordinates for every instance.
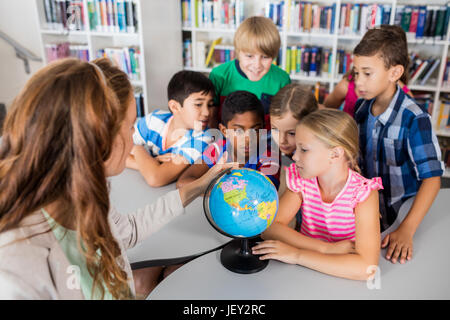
[256,200,277,227]
[218,178,251,211]
[223,187,251,210]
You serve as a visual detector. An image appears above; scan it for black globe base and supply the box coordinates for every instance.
[220,238,268,274]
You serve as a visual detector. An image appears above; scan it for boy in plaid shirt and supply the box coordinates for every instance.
[353,26,444,265]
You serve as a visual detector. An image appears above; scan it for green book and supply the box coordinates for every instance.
[434,6,446,39]
[296,47,302,73]
[286,48,291,74]
[290,46,297,74]
[87,0,97,30]
[195,0,199,28]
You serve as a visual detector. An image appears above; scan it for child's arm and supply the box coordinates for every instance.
[254,190,381,281]
[382,113,444,263]
[261,189,355,254]
[323,78,349,109]
[176,163,210,189]
[125,154,139,170]
[382,176,440,264]
[132,145,190,188]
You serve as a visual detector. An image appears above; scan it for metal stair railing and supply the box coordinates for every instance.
[0,30,42,74]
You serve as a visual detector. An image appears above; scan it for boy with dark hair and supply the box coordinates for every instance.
[353,26,444,264]
[127,70,215,187]
[177,90,280,189]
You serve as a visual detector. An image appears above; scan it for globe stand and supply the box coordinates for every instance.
[220,238,268,274]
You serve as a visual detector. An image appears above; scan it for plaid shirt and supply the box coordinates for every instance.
[355,86,444,229]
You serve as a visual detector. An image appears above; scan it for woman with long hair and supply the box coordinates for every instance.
[0,58,235,299]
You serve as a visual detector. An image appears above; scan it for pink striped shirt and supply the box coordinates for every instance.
[286,163,383,242]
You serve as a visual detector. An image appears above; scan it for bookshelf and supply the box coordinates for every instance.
[181,0,450,177]
[34,0,183,115]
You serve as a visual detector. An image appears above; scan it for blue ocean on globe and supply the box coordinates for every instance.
[206,168,279,238]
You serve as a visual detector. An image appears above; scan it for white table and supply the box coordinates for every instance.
[149,189,450,299]
[108,169,231,268]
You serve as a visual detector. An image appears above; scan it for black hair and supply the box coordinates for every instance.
[167,70,215,105]
[221,90,265,127]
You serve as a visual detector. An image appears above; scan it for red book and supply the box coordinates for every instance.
[224,2,229,25]
[298,2,302,31]
[409,7,419,33]
[370,4,377,28]
[345,4,351,29]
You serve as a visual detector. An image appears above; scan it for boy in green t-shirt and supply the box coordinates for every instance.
[209,16,291,129]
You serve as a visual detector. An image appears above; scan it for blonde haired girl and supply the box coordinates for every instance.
[253,109,383,280]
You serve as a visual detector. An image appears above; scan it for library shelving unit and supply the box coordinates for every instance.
[181,0,450,177]
[34,0,183,115]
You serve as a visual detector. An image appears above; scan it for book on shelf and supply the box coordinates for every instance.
[443,59,450,88]
[338,3,390,36]
[213,45,235,65]
[285,45,332,78]
[335,49,352,77]
[265,1,285,28]
[437,99,450,132]
[45,42,89,62]
[287,1,336,34]
[182,0,245,29]
[42,0,85,31]
[183,38,193,68]
[408,52,441,86]
[97,46,141,81]
[87,0,137,33]
[205,37,222,67]
[418,59,440,86]
[413,92,434,115]
[395,4,449,40]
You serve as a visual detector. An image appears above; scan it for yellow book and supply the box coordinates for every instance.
[290,46,297,74]
[437,101,445,129]
[205,37,222,67]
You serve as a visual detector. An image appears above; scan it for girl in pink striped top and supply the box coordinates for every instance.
[253,109,383,281]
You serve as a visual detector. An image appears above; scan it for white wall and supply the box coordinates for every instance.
[0,0,44,109]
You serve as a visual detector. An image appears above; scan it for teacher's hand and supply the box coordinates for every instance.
[178,152,238,207]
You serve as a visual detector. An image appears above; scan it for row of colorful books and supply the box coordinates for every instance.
[42,0,85,30]
[96,46,141,81]
[339,3,391,35]
[287,1,336,34]
[395,5,449,40]
[409,52,441,86]
[264,0,285,28]
[135,89,145,118]
[284,46,333,78]
[213,45,236,65]
[181,0,246,29]
[413,92,434,115]
[87,0,138,33]
[45,43,89,62]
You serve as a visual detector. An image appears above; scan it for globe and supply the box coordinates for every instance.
[203,168,279,274]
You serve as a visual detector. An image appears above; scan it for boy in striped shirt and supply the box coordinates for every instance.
[126,70,215,187]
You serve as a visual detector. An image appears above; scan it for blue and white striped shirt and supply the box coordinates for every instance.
[355,86,444,229]
[133,109,212,164]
